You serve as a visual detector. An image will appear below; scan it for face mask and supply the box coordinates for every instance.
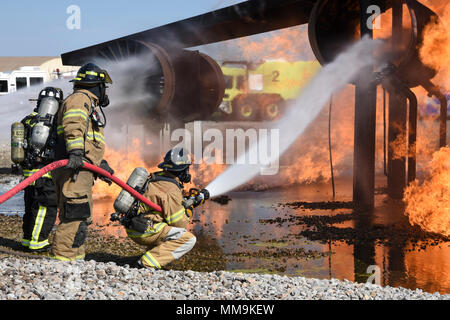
[178,168,192,183]
[99,84,110,108]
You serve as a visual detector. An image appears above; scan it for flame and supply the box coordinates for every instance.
[403,147,450,237]
[236,25,315,62]
[419,2,450,89]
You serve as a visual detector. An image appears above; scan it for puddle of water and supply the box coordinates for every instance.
[91,176,449,294]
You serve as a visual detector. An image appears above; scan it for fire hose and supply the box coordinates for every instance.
[0,159,162,212]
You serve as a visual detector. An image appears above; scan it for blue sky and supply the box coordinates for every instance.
[0,0,244,56]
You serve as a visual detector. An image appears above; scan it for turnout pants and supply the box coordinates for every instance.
[127,222,196,269]
[22,176,58,250]
[50,168,94,261]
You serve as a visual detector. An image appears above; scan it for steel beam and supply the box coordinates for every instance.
[61,0,317,66]
[353,0,377,212]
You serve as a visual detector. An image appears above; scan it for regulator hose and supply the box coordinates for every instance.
[0,160,162,212]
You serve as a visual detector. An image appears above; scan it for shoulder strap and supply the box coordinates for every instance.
[148,172,183,189]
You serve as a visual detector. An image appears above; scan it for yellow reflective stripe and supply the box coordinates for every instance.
[31,206,47,245]
[85,71,98,76]
[126,222,166,238]
[63,109,88,121]
[73,78,82,81]
[23,169,52,179]
[21,239,30,247]
[57,125,64,135]
[166,208,186,224]
[48,254,85,261]
[66,138,84,151]
[86,132,105,144]
[142,252,161,269]
[78,73,86,78]
[29,239,49,250]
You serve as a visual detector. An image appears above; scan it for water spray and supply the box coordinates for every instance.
[206,37,383,198]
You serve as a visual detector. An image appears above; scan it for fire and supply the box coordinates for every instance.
[236,25,315,62]
[403,147,450,237]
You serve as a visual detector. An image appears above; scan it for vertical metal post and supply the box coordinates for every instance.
[353,0,377,211]
[387,1,407,199]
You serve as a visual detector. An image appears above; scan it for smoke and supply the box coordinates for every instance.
[0,79,72,140]
[206,37,383,197]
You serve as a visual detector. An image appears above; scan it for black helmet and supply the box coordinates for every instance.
[38,87,63,102]
[158,147,192,172]
[70,63,113,86]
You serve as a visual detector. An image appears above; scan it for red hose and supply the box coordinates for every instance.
[0,160,162,212]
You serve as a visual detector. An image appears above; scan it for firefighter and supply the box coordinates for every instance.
[50,63,114,261]
[126,147,199,269]
[19,87,63,252]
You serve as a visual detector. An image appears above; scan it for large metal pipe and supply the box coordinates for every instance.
[381,75,418,183]
[308,0,446,202]
[95,40,225,122]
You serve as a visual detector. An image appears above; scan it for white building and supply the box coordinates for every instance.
[0,57,78,96]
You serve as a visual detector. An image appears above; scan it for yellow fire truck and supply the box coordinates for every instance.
[216,60,321,121]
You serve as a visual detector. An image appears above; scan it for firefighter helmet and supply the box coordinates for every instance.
[70,63,113,85]
[158,147,192,172]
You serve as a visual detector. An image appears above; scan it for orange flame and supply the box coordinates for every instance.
[403,147,450,237]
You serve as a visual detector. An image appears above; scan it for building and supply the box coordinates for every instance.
[0,57,78,95]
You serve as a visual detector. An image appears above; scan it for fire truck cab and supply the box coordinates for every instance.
[0,67,48,96]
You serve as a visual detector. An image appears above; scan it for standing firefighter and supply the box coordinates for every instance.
[111,147,209,269]
[50,63,114,261]
[14,87,63,252]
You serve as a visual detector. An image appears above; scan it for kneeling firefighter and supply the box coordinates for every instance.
[50,63,114,261]
[111,147,210,269]
[11,87,63,252]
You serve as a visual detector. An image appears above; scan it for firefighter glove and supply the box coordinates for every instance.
[66,149,85,170]
[99,159,114,185]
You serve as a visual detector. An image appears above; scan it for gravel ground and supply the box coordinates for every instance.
[0,257,448,300]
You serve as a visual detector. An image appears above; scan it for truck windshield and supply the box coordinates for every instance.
[0,80,7,93]
[224,75,233,89]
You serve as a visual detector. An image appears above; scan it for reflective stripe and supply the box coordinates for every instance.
[29,239,49,250]
[23,169,52,179]
[57,125,64,135]
[66,138,84,151]
[85,71,98,76]
[21,239,30,247]
[126,221,166,238]
[142,252,161,269]
[30,206,47,246]
[166,208,186,225]
[172,235,196,260]
[86,131,105,144]
[48,254,85,261]
[72,78,82,81]
[63,109,88,121]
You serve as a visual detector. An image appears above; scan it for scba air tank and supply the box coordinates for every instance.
[11,122,25,164]
[30,97,60,152]
[114,167,149,214]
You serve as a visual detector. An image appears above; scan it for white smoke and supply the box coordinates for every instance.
[206,37,383,197]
